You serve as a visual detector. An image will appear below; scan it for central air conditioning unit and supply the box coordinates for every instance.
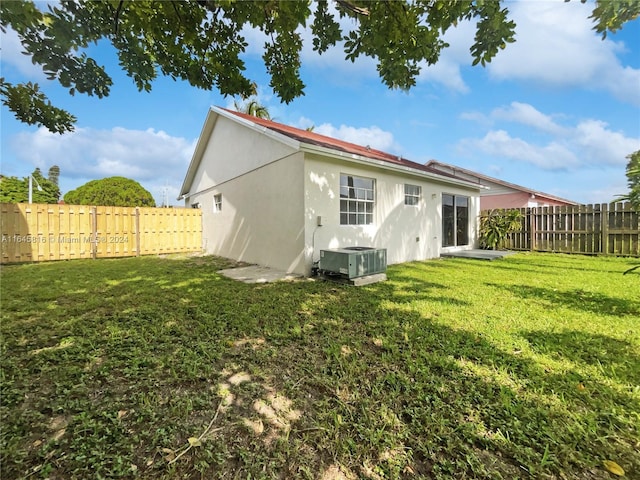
[319,247,387,279]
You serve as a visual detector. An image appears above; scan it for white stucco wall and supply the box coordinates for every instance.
[303,153,480,272]
[190,152,307,274]
[182,113,480,276]
[187,115,297,199]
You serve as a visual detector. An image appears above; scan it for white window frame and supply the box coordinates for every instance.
[340,174,375,225]
[213,194,222,213]
[404,184,421,206]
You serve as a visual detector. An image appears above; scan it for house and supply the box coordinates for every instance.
[179,107,483,275]
[425,160,578,210]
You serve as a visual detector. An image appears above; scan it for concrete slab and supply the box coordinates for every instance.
[219,265,302,284]
[441,249,517,260]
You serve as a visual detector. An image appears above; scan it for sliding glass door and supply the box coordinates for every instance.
[442,194,469,247]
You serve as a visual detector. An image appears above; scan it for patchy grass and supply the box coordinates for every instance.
[1,253,638,479]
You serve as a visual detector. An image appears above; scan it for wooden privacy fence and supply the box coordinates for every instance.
[1,203,202,264]
[493,202,639,256]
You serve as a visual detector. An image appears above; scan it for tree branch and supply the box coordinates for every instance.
[113,0,124,36]
[335,0,370,17]
[171,1,183,23]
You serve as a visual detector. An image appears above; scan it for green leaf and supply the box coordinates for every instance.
[603,460,625,476]
[187,437,202,447]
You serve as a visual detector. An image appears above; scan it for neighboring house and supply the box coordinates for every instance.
[425,160,578,210]
[179,107,483,275]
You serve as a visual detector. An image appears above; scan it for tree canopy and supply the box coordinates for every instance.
[63,177,156,207]
[0,167,61,203]
[618,150,640,208]
[1,0,638,134]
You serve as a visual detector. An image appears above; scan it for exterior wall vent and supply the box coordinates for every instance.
[319,247,387,279]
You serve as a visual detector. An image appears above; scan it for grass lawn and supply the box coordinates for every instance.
[1,252,638,479]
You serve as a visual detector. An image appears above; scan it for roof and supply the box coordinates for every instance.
[221,108,459,176]
[179,107,482,198]
[425,160,579,205]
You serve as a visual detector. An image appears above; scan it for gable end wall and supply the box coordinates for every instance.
[185,115,297,200]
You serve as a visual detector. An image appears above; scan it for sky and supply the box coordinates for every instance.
[1,1,639,207]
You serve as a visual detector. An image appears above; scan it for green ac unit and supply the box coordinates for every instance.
[319,247,387,279]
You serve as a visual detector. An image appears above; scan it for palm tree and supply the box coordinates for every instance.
[233,98,271,120]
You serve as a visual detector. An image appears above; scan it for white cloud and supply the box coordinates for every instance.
[0,27,47,80]
[487,0,640,105]
[313,123,399,152]
[10,127,196,204]
[457,102,640,170]
[417,19,475,93]
[418,57,469,93]
[458,130,579,170]
[573,120,640,166]
[293,116,316,130]
[491,102,568,136]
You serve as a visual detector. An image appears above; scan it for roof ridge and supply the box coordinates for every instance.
[425,159,578,204]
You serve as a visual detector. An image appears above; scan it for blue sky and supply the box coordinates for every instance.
[1,0,639,206]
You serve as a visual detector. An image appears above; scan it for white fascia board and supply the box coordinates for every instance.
[211,106,302,151]
[178,108,217,199]
[300,143,487,191]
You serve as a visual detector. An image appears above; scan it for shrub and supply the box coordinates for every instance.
[64,177,155,207]
[479,209,522,250]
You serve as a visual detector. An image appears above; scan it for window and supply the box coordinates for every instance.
[213,194,222,213]
[442,194,469,247]
[340,174,374,225]
[404,184,421,206]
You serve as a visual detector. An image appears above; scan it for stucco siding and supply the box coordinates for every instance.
[481,192,531,209]
[192,152,306,274]
[482,192,573,209]
[303,154,479,272]
[187,115,297,199]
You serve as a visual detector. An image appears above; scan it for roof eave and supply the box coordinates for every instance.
[178,108,217,200]
[301,143,486,191]
[426,159,577,204]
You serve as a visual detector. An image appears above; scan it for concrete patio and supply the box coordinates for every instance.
[218,265,303,284]
[440,249,518,260]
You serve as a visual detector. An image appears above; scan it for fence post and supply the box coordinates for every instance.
[601,203,609,255]
[135,207,141,256]
[91,206,98,259]
[529,207,536,251]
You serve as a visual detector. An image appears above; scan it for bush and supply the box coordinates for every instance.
[64,177,155,207]
[479,209,522,250]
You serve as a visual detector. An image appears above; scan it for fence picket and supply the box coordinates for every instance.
[1,203,202,264]
[489,202,639,257]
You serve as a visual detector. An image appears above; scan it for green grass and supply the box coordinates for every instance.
[1,253,638,479]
